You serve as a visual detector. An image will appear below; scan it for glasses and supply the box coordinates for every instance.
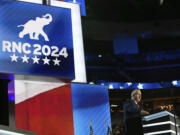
[135,93,141,96]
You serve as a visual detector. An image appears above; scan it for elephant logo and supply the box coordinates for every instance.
[17,13,53,41]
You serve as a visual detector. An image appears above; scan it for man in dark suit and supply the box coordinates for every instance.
[123,89,149,135]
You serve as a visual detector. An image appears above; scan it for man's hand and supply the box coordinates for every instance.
[141,110,149,115]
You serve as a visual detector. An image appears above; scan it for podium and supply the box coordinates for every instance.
[142,111,180,135]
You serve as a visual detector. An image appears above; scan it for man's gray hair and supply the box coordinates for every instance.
[131,89,141,98]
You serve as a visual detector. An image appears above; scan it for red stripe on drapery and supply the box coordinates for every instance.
[16,84,74,135]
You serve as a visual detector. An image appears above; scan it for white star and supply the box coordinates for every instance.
[42,57,50,65]
[172,80,178,86]
[120,86,123,89]
[32,56,40,64]
[109,84,113,89]
[53,58,61,66]
[127,82,132,86]
[101,83,105,86]
[21,55,29,63]
[10,54,18,62]
[137,83,143,89]
[89,82,94,84]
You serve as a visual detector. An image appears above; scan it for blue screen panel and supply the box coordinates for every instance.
[0,1,74,79]
[71,83,112,135]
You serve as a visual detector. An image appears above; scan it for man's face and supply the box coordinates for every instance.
[133,91,141,103]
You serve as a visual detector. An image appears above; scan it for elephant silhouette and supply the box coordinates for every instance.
[17,13,53,41]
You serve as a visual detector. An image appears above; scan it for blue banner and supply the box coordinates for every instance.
[71,83,112,135]
[0,1,74,79]
[97,80,180,90]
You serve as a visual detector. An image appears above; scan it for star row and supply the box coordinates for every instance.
[10,54,61,66]
[100,83,144,89]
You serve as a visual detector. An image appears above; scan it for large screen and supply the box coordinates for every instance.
[0,1,75,79]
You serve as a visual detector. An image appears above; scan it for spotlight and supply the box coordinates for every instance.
[160,0,164,5]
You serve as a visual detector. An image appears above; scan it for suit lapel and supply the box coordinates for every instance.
[131,99,139,109]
